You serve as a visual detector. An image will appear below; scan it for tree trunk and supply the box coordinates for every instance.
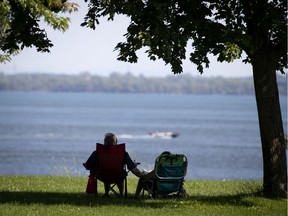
[252,52,287,197]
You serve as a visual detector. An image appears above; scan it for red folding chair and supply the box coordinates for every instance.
[94,143,128,197]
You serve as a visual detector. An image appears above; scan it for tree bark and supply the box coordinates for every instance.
[252,52,287,197]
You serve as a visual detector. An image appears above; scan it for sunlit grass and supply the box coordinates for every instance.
[0,176,286,216]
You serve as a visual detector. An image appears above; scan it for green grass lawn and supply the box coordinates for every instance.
[0,176,286,216]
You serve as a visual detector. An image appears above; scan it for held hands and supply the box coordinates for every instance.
[140,171,146,177]
[140,169,152,178]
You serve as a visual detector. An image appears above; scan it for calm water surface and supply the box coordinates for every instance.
[0,92,286,180]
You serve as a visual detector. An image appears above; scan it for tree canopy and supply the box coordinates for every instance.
[0,0,78,63]
[82,0,287,74]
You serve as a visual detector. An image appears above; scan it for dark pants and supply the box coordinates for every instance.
[135,170,155,197]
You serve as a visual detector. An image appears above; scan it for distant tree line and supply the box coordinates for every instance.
[0,72,286,95]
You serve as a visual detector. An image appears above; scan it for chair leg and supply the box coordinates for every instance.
[103,183,110,197]
[95,178,98,197]
[141,187,145,199]
[124,177,127,198]
[116,181,124,196]
[105,180,127,198]
[116,179,127,198]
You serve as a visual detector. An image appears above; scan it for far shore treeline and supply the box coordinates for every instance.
[0,72,286,95]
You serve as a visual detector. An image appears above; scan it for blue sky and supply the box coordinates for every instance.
[0,0,254,78]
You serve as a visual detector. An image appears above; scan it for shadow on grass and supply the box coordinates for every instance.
[0,191,259,208]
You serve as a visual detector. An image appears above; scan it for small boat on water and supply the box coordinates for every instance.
[150,131,179,138]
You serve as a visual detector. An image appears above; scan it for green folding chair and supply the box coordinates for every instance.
[144,153,188,198]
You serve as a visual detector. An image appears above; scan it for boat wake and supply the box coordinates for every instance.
[117,134,153,139]
[118,132,179,140]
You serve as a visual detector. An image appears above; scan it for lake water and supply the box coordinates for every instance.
[0,92,286,180]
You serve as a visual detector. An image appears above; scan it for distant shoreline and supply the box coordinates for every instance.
[0,72,286,95]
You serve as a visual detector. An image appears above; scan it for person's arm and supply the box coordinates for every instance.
[84,150,97,170]
[131,167,145,178]
[124,152,145,177]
